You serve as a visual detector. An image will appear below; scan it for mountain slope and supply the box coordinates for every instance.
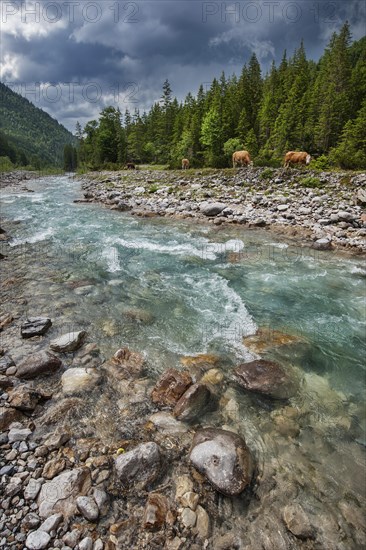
[0,82,76,166]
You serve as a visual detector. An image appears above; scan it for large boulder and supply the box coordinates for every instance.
[50,330,86,353]
[16,351,62,379]
[21,317,52,338]
[151,368,192,407]
[115,442,163,488]
[173,383,211,422]
[234,359,298,400]
[200,202,226,217]
[189,428,254,496]
[37,468,91,518]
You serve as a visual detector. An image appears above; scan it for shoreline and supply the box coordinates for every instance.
[77,167,366,256]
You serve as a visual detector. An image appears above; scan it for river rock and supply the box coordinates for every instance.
[8,426,32,442]
[234,359,298,400]
[312,237,332,250]
[356,188,366,205]
[0,406,24,430]
[143,493,168,530]
[148,412,188,435]
[115,442,163,488]
[50,330,86,352]
[200,202,226,216]
[8,385,42,411]
[173,383,211,421]
[61,367,101,395]
[151,368,192,407]
[43,458,66,479]
[16,351,62,379]
[283,504,315,539]
[0,353,15,373]
[189,428,254,496]
[110,347,145,377]
[243,327,304,354]
[21,317,52,338]
[76,496,99,521]
[25,530,51,549]
[39,513,63,533]
[38,468,91,518]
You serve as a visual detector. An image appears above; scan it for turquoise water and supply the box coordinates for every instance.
[1,176,365,400]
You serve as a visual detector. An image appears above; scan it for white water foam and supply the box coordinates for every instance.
[9,227,55,246]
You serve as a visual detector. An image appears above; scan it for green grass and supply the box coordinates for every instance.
[299,176,322,188]
[261,168,275,180]
[148,184,159,193]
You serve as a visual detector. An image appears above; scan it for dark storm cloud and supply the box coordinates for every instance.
[1,0,364,131]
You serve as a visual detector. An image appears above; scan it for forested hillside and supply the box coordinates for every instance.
[78,24,366,170]
[0,82,76,167]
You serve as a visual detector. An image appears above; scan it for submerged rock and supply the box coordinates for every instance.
[110,347,145,378]
[115,442,163,488]
[50,330,86,352]
[234,359,298,400]
[148,412,188,435]
[283,504,315,539]
[151,368,192,407]
[61,367,101,395]
[16,351,62,379]
[21,317,52,338]
[243,327,304,354]
[173,383,211,422]
[189,428,254,496]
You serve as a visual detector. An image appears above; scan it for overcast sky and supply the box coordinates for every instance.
[1,0,364,133]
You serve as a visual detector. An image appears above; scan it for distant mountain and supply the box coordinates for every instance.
[0,81,76,166]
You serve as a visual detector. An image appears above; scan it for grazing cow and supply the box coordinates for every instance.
[232,150,252,168]
[182,158,190,170]
[126,162,136,170]
[284,151,311,168]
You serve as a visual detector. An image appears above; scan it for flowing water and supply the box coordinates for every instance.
[1,175,365,544]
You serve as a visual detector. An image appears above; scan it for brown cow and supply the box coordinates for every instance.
[284,151,311,168]
[182,158,190,170]
[232,150,252,168]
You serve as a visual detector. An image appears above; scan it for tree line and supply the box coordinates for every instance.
[76,23,365,171]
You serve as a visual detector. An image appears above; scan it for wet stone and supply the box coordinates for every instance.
[50,330,86,353]
[16,351,62,379]
[189,428,254,496]
[234,359,298,400]
[21,317,52,338]
[151,368,192,407]
[173,383,211,422]
[115,441,163,488]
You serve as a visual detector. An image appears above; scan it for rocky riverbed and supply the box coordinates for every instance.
[0,171,44,192]
[78,167,366,254]
[1,172,365,549]
[1,308,365,550]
